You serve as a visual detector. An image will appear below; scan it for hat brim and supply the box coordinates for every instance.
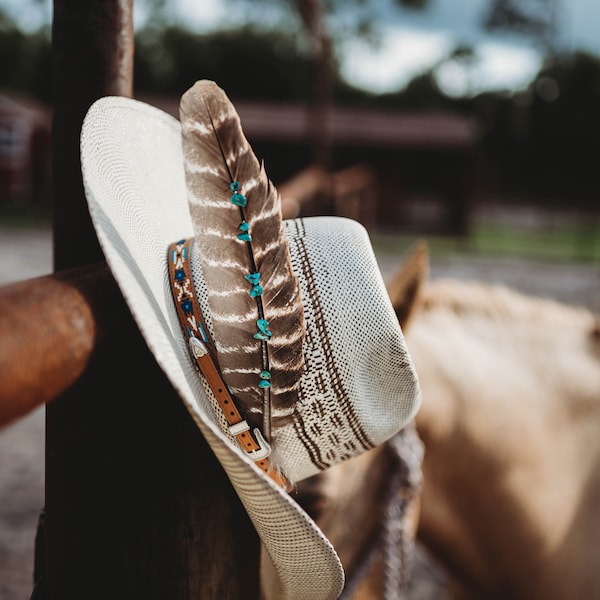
[80,96,344,600]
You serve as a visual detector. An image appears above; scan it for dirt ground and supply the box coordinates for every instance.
[0,225,598,599]
[0,227,50,600]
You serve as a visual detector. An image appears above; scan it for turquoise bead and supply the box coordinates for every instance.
[237,232,252,242]
[238,221,250,232]
[229,181,241,192]
[258,379,271,388]
[245,272,260,285]
[259,370,271,380]
[254,332,269,341]
[231,192,247,207]
[257,319,272,337]
[249,285,263,297]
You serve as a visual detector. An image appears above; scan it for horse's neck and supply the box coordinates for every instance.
[407,281,600,599]
[411,281,600,427]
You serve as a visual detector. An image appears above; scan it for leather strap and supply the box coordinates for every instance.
[167,239,289,490]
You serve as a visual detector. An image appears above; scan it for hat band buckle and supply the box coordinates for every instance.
[228,419,272,460]
[248,427,272,461]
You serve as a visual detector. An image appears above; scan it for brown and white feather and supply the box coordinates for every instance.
[180,80,305,429]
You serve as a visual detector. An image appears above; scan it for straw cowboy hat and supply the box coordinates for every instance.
[80,80,421,600]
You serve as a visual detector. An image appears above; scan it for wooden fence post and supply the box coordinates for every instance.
[44,1,260,597]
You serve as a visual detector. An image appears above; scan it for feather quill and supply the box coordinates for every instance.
[180,80,305,436]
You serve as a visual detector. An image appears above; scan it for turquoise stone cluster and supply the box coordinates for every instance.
[237,220,251,242]
[254,318,272,341]
[258,370,271,388]
[230,179,271,390]
[244,272,263,297]
[230,180,247,207]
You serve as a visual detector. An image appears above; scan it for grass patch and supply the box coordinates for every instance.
[0,203,52,228]
[469,223,600,262]
[372,221,600,263]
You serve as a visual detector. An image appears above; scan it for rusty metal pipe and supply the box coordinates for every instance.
[0,265,103,429]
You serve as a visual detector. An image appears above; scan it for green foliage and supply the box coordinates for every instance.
[468,51,600,205]
[134,26,314,100]
[484,0,557,51]
[0,26,51,102]
[527,53,600,200]
[394,0,430,9]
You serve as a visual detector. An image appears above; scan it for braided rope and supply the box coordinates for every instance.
[383,423,424,599]
[339,423,424,599]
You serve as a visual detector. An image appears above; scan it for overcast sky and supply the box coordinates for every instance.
[4,0,600,96]
[337,0,600,95]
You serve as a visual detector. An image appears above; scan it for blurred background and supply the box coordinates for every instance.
[0,1,599,598]
[1,0,600,262]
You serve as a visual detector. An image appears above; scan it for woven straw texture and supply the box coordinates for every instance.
[80,95,421,600]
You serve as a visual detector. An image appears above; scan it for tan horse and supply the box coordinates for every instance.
[388,243,600,599]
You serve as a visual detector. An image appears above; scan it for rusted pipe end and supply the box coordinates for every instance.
[0,268,100,428]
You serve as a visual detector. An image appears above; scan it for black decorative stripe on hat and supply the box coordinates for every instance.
[285,219,373,470]
[180,80,305,438]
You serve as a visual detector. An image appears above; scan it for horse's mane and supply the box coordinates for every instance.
[421,278,598,331]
